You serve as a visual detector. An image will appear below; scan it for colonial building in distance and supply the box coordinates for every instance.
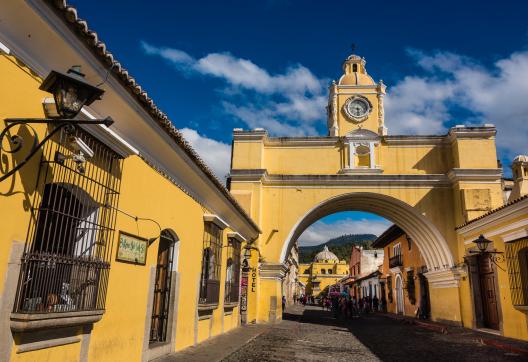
[346,246,384,300]
[372,225,431,318]
[299,247,349,296]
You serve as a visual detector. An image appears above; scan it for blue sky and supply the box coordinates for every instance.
[72,0,528,245]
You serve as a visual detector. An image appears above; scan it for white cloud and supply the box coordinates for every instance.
[141,41,328,136]
[298,218,392,247]
[385,76,454,134]
[386,49,528,158]
[144,41,528,167]
[179,128,231,180]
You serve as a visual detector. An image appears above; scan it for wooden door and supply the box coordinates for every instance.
[478,256,500,330]
[395,275,404,314]
[150,232,175,343]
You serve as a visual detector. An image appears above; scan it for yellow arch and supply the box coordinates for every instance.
[279,192,454,271]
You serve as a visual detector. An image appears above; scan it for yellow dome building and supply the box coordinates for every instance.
[298,246,349,296]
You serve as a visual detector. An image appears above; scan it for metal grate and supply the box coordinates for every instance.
[224,238,241,304]
[13,125,122,314]
[505,239,528,307]
[199,222,223,304]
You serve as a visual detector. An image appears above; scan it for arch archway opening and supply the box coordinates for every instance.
[280,192,454,273]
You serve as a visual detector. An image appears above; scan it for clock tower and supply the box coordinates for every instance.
[327,53,387,137]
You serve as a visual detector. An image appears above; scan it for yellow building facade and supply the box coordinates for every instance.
[457,192,528,340]
[372,225,430,318]
[298,246,349,296]
[0,1,259,361]
[229,39,512,333]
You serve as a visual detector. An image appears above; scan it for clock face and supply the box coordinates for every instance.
[343,96,371,122]
[347,99,368,118]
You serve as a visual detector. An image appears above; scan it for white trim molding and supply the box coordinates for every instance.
[424,268,466,289]
[259,263,288,280]
[226,232,247,243]
[502,228,528,243]
[447,168,502,183]
[0,40,10,54]
[203,214,229,230]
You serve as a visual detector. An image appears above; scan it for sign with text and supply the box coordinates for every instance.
[116,231,148,265]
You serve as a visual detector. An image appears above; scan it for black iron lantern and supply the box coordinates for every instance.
[39,65,104,119]
[475,234,491,253]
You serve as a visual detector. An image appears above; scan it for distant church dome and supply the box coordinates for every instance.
[513,155,528,163]
[314,246,338,262]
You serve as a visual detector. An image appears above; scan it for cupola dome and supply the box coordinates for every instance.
[339,54,375,86]
[314,246,339,262]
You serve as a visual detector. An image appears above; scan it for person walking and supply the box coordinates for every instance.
[373,295,379,312]
[282,295,286,314]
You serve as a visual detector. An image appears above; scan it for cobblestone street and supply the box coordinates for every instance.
[221,305,527,362]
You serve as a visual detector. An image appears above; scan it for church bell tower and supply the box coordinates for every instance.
[327,53,387,137]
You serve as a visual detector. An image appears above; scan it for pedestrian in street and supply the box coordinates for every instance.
[282,295,286,314]
[373,295,379,312]
[352,296,359,317]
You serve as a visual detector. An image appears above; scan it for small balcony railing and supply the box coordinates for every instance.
[389,254,403,268]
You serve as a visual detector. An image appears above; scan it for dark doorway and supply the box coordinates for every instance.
[418,273,430,320]
[478,255,500,330]
[149,230,176,344]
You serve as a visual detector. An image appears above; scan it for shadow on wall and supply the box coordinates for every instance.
[412,147,451,174]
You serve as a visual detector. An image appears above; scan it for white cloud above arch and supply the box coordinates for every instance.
[385,48,528,159]
[142,41,528,175]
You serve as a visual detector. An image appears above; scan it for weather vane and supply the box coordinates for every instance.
[351,43,356,53]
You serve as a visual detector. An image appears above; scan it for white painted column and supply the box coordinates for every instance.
[369,142,375,169]
[349,142,355,168]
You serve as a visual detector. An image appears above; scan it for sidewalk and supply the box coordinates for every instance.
[154,324,270,362]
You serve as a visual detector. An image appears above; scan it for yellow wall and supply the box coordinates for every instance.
[380,234,426,317]
[297,260,348,296]
[458,215,528,341]
[0,52,246,361]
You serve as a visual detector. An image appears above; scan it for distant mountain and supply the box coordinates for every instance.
[298,234,377,264]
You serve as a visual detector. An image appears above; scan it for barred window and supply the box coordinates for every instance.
[224,238,241,304]
[505,239,528,307]
[14,126,122,314]
[199,222,223,304]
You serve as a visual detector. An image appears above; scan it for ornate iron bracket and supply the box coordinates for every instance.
[0,117,113,183]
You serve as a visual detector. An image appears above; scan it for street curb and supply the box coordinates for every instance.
[413,320,448,334]
[480,338,528,356]
[378,313,448,334]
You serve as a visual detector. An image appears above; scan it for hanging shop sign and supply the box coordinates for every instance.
[116,231,148,265]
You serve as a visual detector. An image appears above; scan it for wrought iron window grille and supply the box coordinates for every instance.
[505,240,528,308]
[225,238,242,304]
[12,124,123,315]
[199,222,223,305]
